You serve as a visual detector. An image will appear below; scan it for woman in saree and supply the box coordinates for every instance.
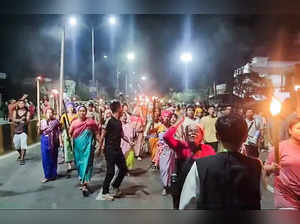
[69,105,99,197]
[144,107,161,170]
[38,108,61,183]
[120,112,135,171]
[60,102,77,171]
[154,110,175,195]
[131,106,146,161]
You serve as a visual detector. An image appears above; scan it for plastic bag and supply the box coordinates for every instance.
[126,149,135,170]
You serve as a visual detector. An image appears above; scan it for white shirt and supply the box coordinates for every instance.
[179,162,200,209]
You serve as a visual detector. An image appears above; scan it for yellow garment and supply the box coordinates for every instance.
[150,137,159,161]
[200,115,218,143]
[60,113,77,128]
[157,124,167,134]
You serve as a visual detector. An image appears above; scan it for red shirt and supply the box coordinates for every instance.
[163,125,216,160]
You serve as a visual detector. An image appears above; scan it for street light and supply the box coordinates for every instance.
[127,52,135,61]
[180,52,192,90]
[180,52,192,63]
[69,17,77,26]
[108,16,117,25]
[141,76,147,81]
[104,55,108,59]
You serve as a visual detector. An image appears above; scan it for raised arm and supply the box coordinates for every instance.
[163,118,184,150]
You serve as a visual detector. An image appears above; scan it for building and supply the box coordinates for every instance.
[233,57,300,102]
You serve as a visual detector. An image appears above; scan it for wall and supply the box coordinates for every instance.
[0,119,39,155]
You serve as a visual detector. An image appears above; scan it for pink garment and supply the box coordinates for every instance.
[121,122,134,155]
[266,140,300,209]
[130,115,144,157]
[163,122,216,161]
[69,118,98,139]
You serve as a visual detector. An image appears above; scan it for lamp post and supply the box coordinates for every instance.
[59,16,77,115]
[180,52,192,90]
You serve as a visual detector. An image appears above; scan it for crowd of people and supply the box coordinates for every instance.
[6,93,300,209]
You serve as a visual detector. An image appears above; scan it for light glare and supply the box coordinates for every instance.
[127,52,135,61]
[270,97,281,116]
[109,16,117,25]
[180,52,192,63]
[69,17,77,26]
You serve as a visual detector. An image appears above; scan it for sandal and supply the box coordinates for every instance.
[40,178,49,183]
[82,186,90,197]
[20,160,25,165]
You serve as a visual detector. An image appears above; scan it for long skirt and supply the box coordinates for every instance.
[62,129,74,162]
[41,135,58,179]
[73,129,95,184]
[159,148,175,188]
[134,133,144,157]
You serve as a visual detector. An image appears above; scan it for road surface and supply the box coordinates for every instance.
[0,144,274,209]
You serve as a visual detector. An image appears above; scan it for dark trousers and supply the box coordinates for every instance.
[245,145,259,158]
[102,149,128,194]
[206,142,218,153]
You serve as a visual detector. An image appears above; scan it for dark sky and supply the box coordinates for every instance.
[1,14,300,100]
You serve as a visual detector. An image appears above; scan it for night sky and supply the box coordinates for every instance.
[1,14,300,101]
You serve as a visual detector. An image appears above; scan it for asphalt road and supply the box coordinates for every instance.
[0,144,274,209]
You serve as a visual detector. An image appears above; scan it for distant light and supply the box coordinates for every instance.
[127,52,135,61]
[108,16,117,25]
[36,76,43,81]
[104,55,108,59]
[51,89,59,95]
[295,85,300,91]
[69,17,77,26]
[180,52,192,63]
[141,76,147,81]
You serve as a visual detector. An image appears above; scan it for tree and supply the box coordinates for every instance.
[76,82,90,101]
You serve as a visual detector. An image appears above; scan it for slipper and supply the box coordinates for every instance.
[82,187,90,197]
[40,178,49,183]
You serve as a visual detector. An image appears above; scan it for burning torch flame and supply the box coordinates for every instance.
[270,97,281,116]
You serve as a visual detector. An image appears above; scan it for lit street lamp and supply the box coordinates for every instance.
[127,52,135,61]
[180,52,192,90]
[69,17,77,26]
[108,16,117,25]
[141,76,147,81]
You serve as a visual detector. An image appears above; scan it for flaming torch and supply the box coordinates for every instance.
[270,97,281,164]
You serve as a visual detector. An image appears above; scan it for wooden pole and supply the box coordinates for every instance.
[37,78,41,122]
[59,27,65,115]
[273,117,280,164]
[55,95,59,116]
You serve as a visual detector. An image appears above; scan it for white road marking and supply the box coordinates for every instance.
[0,143,40,161]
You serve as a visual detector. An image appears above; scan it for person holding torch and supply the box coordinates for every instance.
[264,96,300,209]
